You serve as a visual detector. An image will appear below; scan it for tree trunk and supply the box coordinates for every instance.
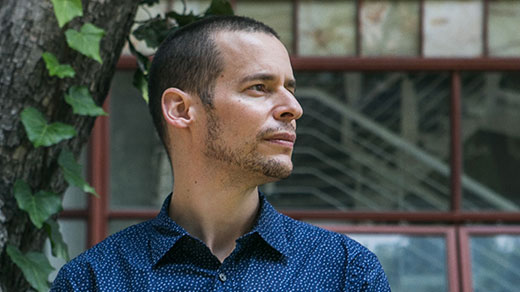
[0,0,140,290]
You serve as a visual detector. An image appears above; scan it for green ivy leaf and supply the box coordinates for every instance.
[44,219,70,261]
[127,38,151,75]
[64,86,107,116]
[166,11,201,27]
[58,148,98,196]
[140,0,160,6]
[65,23,105,63]
[6,245,54,292]
[13,180,62,229]
[127,38,150,103]
[133,69,149,104]
[204,0,234,16]
[132,16,171,49]
[50,0,83,28]
[42,52,75,79]
[20,107,76,148]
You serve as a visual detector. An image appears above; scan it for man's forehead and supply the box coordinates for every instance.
[213,30,294,79]
[214,30,281,51]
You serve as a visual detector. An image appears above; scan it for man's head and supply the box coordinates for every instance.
[148,15,303,181]
[148,16,279,152]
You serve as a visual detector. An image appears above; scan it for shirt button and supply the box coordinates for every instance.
[218,272,227,282]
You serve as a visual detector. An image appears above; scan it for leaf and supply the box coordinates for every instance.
[65,23,105,63]
[21,107,76,147]
[42,52,75,79]
[44,219,70,261]
[132,16,171,49]
[64,86,107,116]
[127,38,151,74]
[127,40,150,103]
[140,0,160,6]
[58,148,98,196]
[50,0,83,28]
[13,180,62,229]
[133,69,149,104]
[204,0,234,16]
[166,11,201,27]
[6,245,54,292]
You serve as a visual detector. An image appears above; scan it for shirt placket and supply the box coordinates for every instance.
[212,263,235,292]
[212,242,245,292]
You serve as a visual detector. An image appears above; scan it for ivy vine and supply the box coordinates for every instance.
[7,0,233,291]
[130,0,233,104]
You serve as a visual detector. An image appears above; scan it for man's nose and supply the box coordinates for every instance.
[274,89,303,122]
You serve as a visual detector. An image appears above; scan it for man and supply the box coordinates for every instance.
[51,16,390,291]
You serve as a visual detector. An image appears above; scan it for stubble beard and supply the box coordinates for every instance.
[203,110,293,180]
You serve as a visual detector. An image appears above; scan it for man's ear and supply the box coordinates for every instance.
[161,88,192,128]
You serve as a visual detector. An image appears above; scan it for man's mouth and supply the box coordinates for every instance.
[264,132,296,147]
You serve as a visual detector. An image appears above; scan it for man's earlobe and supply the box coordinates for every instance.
[162,88,192,128]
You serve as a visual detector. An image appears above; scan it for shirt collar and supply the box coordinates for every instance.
[248,192,290,257]
[149,191,290,266]
[149,194,189,266]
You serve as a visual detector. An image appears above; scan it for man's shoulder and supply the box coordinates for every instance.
[51,220,155,291]
[279,214,382,266]
[280,214,363,249]
[61,219,153,272]
[277,214,390,290]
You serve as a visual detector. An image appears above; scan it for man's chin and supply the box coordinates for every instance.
[259,160,293,180]
[263,171,291,181]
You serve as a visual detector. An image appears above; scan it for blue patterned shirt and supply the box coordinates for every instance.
[51,193,390,291]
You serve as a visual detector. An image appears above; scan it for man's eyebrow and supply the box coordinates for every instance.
[239,73,296,89]
[239,73,277,84]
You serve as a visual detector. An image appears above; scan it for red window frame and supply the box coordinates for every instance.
[458,226,520,292]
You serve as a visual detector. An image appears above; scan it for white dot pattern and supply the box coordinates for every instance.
[51,193,391,291]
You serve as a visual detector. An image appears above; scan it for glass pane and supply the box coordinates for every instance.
[109,71,172,210]
[298,0,356,56]
[350,234,448,292]
[423,0,483,57]
[109,219,146,235]
[471,235,520,292]
[488,0,520,56]
[62,147,88,209]
[264,72,451,211]
[361,0,419,56]
[47,220,87,281]
[462,73,520,210]
[235,1,293,53]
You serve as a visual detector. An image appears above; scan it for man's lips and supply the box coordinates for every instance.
[264,132,296,147]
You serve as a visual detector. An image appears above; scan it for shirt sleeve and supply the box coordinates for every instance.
[50,260,96,292]
[366,269,391,292]
[346,246,392,292]
[50,265,75,292]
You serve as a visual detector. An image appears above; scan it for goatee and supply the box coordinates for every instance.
[203,110,294,179]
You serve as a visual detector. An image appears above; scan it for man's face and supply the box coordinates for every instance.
[202,31,303,181]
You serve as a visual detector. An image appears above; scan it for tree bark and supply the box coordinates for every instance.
[0,0,140,290]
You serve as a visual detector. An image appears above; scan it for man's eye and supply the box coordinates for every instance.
[249,84,266,92]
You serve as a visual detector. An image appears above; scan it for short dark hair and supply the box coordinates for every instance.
[148,15,279,154]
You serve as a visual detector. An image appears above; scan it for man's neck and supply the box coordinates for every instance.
[168,176,261,263]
